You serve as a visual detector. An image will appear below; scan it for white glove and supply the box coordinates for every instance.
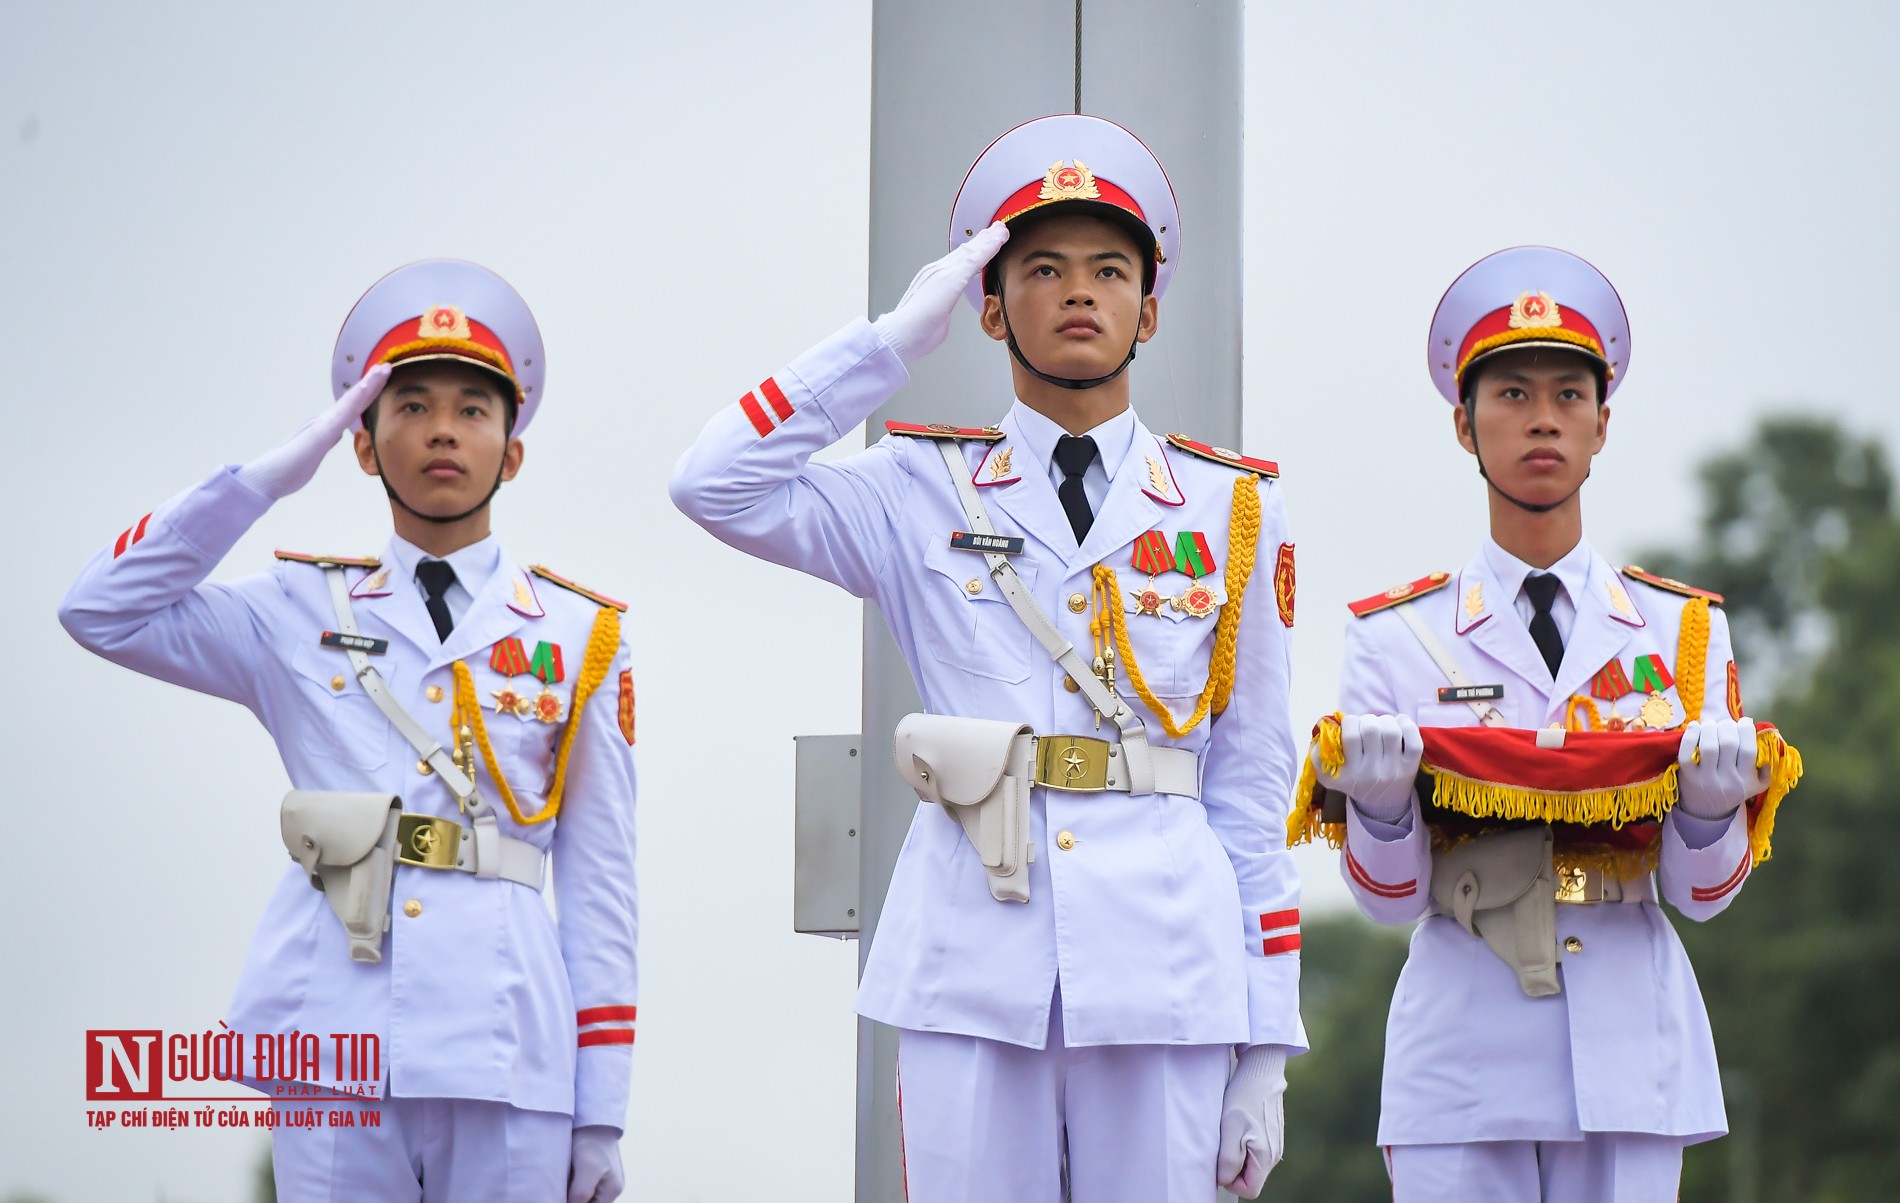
[567,1124,624,1203]
[1216,1044,1287,1198]
[1676,718,1770,821]
[1313,713,1423,824]
[871,222,1010,366]
[235,363,392,500]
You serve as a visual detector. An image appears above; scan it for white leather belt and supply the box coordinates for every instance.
[1026,734,1200,798]
[394,812,545,889]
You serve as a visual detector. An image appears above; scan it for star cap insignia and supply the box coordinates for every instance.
[1508,291,1564,330]
[1039,159,1102,202]
[419,303,472,341]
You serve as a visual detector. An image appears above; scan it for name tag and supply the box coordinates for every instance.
[950,531,1024,556]
[322,630,389,655]
[1438,684,1504,703]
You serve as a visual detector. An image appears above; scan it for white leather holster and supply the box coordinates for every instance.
[1429,824,1560,997]
[281,790,401,965]
[894,713,1037,903]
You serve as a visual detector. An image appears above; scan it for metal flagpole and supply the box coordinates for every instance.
[842,3,1245,1196]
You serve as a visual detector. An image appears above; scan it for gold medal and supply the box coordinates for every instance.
[532,687,565,724]
[492,686,532,719]
[1172,581,1220,619]
[1128,586,1168,617]
[1637,690,1676,730]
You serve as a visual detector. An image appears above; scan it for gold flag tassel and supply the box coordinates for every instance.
[1091,474,1262,738]
[451,605,622,825]
[1286,712,1347,849]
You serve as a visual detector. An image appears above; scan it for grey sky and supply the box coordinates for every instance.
[3,2,1893,1200]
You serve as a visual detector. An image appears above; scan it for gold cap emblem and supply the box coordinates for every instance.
[419,304,471,340]
[1508,291,1563,330]
[1039,159,1101,202]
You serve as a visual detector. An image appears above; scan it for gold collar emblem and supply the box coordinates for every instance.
[1039,159,1101,202]
[1508,291,1564,330]
[989,447,1015,480]
[1464,582,1485,619]
[1607,578,1634,618]
[1146,455,1170,497]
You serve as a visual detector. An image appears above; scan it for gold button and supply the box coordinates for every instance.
[1068,593,1088,613]
[1063,676,1080,693]
[426,685,444,703]
[403,899,422,918]
[1055,830,1077,851]
[1564,936,1583,954]
[965,579,984,595]
[330,676,346,692]
[417,759,434,776]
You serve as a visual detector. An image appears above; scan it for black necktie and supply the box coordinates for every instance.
[1523,572,1564,678]
[416,559,458,642]
[1054,434,1099,543]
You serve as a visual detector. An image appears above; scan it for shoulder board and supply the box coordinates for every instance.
[1620,565,1724,605]
[1348,571,1452,617]
[275,550,382,569]
[884,420,1005,442]
[530,565,628,612]
[1164,434,1279,478]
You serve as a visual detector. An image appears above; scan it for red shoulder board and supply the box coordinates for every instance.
[530,565,629,612]
[1620,565,1724,605]
[884,421,1005,442]
[1164,434,1279,478]
[1348,571,1452,617]
[275,550,382,569]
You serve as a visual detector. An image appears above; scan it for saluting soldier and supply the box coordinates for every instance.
[670,115,1304,1201]
[1310,247,1776,1201]
[59,260,637,1203]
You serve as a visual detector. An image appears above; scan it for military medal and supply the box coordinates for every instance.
[1631,654,1674,694]
[1172,580,1222,619]
[1128,532,1175,618]
[1173,530,1216,579]
[1635,690,1676,730]
[490,637,531,677]
[529,641,565,685]
[492,686,532,718]
[1590,658,1634,702]
[532,688,565,724]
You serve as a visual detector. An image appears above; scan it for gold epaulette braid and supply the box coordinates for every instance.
[1091,473,1262,738]
[450,605,622,825]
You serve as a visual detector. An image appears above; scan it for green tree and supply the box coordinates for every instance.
[1645,416,1900,1201]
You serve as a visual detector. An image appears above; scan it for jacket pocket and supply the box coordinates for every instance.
[920,541,1037,684]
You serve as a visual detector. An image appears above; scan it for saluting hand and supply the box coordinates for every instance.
[1315,713,1424,824]
[872,221,1010,367]
[1676,717,1771,820]
[235,362,392,500]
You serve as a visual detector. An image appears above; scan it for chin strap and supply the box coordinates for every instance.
[1465,399,1587,514]
[997,276,1139,392]
[371,442,506,525]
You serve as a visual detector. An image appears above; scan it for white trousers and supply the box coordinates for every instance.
[896,997,1231,1203]
[1387,1134,1686,1203]
[269,1096,571,1203]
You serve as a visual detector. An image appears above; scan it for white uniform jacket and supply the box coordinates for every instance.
[670,319,1304,1052]
[58,467,638,1128]
[1338,541,1751,1146]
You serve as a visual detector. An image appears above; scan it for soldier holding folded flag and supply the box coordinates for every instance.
[1294,246,1801,1202]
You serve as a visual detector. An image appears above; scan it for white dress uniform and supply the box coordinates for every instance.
[1332,246,1756,1202]
[57,261,637,1203]
[670,315,1304,1198]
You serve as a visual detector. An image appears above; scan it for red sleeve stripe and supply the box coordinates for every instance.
[112,513,153,558]
[1691,851,1752,902]
[578,1029,636,1048]
[1259,908,1300,931]
[1346,848,1417,899]
[738,392,774,437]
[759,377,793,421]
[576,1005,637,1025]
[1261,933,1303,956]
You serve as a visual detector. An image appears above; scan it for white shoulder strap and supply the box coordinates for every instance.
[934,441,1157,794]
[1393,602,1508,727]
[321,566,504,875]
